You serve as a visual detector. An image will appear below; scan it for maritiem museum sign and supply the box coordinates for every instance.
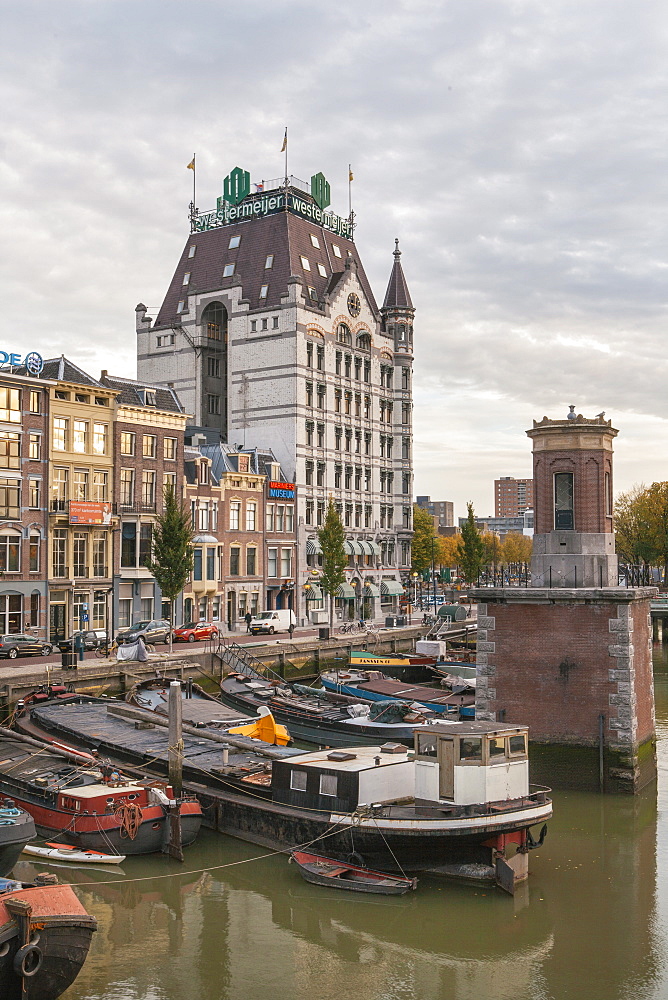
[193,167,353,239]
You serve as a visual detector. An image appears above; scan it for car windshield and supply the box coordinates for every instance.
[179,622,196,629]
[253,613,273,621]
[128,621,151,630]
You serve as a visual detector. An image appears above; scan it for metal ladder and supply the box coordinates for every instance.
[216,642,284,684]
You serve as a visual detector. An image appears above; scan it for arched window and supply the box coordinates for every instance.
[202,302,228,342]
[337,323,352,345]
[356,332,371,351]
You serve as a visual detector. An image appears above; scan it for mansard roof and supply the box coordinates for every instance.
[154,196,379,328]
[40,356,104,388]
[382,240,413,311]
[99,373,184,413]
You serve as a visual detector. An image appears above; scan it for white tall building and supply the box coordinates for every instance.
[137,168,414,619]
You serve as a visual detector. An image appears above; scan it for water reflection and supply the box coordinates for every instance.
[30,647,668,999]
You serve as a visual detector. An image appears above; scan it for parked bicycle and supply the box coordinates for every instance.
[338,620,379,636]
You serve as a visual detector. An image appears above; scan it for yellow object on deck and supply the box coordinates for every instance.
[228,709,291,746]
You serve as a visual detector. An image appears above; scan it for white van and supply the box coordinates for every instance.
[249,610,296,636]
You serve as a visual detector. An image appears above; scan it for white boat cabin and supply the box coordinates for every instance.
[414,721,529,806]
[271,721,530,812]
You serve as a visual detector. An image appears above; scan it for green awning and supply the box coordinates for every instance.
[360,540,374,556]
[363,583,381,597]
[336,583,356,598]
[306,538,322,555]
[381,579,405,596]
[368,541,381,556]
[304,584,323,599]
[344,541,356,556]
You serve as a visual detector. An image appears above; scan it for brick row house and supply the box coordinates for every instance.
[0,353,297,640]
[0,368,53,638]
[183,438,296,629]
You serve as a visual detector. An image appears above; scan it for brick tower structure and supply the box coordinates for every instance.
[474,408,656,794]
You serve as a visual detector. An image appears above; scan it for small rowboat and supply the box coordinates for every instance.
[289,851,417,895]
[23,843,126,864]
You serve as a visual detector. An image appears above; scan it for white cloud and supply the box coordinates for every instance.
[2,0,668,517]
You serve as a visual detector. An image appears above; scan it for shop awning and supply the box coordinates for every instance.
[359,540,374,556]
[306,538,322,555]
[363,583,381,597]
[381,579,405,596]
[367,541,381,556]
[336,583,356,599]
[304,584,323,599]
[193,533,218,544]
[344,541,356,556]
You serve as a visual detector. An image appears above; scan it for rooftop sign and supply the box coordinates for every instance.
[0,351,44,375]
[192,168,353,239]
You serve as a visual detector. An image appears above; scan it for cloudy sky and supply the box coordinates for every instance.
[3,0,668,518]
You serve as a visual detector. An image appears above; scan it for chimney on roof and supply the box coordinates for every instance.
[101,370,108,379]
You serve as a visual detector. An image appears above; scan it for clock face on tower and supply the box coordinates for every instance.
[347,292,361,318]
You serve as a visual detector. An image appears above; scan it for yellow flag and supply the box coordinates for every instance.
[349,167,354,182]
[280,129,287,152]
[186,158,195,171]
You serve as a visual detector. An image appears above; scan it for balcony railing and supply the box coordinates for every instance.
[116,502,157,514]
[51,566,69,579]
[73,566,89,579]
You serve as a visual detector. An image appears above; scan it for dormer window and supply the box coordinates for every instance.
[199,462,209,485]
[300,256,311,271]
[228,235,241,249]
[310,233,320,248]
[332,244,342,258]
[188,245,196,258]
[182,272,190,285]
[265,255,274,269]
[223,263,235,278]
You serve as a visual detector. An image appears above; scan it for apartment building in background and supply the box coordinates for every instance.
[495,476,533,518]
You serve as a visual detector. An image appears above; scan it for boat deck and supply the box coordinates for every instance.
[23,700,300,782]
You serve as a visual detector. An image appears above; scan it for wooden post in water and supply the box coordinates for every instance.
[164,680,184,861]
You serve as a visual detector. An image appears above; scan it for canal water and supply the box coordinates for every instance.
[15,648,668,1000]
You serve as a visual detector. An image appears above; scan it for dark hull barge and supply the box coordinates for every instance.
[0,879,96,1000]
[14,700,551,885]
[0,802,36,878]
[219,672,441,748]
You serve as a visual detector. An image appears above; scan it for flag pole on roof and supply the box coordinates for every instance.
[348,164,355,235]
[281,127,288,209]
[187,154,197,232]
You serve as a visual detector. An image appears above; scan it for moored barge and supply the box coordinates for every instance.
[13,700,550,882]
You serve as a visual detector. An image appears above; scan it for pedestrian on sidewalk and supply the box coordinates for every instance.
[244,611,253,633]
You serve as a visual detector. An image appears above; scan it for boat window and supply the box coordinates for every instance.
[290,770,307,791]
[459,737,482,761]
[319,774,338,796]
[488,737,506,759]
[417,734,437,757]
[508,734,527,757]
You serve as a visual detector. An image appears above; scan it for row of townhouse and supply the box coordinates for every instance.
[0,351,407,643]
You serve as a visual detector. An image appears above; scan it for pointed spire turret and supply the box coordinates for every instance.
[382,238,413,310]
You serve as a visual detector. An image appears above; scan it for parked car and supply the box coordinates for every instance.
[116,619,171,645]
[0,634,53,658]
[249,610,296,636]
[57,630,101,653]
[173,621,220,643]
